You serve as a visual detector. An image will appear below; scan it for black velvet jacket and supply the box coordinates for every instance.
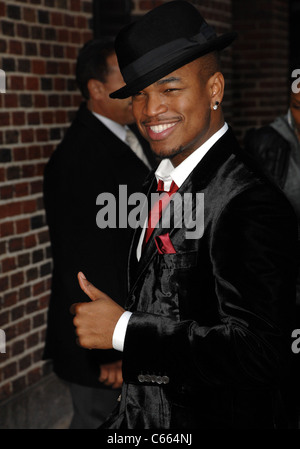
[104,128,298,429]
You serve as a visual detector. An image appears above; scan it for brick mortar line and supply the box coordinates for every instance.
[0,251,51,264]
[0,258,51,273]
[1,340,48,358]
[0,123,74,130]
[0,156,58,164]
[0,226,49,239]
[1,56,79,61]
[0,272,52,290]
[0,358,46,378]
[0,103,78,107]
[0,357,48,383]
[0,150,61,157]
[1,28,91,41]
[1,231,50,243]
[2,328,49,349]
[0,219,47,231]
[0,324,49,349]
[0,260,53,279]
[0,191,47,204]
[0,268,52,286]
[0,231,48,243]
[0,236,51,253]
[1,282,52,297]
[1,306,50,330]
[0,105,78,108]
[0,228,50,254]
[0,176,49,186]
[5,279,52,298]
[0,196,46,204]
[0,288,51,312]
[0,215,48,225]
[0,366,47,389]
[0,249,52,265]
[2,88,78,94]
[2,4,92,17]
[0,213,48,225]
[0,221,49,233]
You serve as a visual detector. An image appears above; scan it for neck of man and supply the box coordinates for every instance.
[171,113,225,167]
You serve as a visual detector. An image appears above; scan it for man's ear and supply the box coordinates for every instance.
[209,71,225,107]
[87,79,105,100]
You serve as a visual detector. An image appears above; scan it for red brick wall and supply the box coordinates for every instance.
[0,0,92,402]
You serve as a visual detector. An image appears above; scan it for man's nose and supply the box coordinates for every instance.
[143,92,168,117]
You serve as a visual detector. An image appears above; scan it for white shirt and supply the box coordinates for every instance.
[113,122,229,351]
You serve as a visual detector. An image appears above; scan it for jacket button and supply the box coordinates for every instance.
[162,376,170,384]
[138,374,145,383]
[156,376,163,384]
[144,374,151,382]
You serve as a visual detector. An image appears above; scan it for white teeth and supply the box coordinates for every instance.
[149,123,175,133]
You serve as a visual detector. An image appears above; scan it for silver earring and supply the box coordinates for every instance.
[213,101,220,110]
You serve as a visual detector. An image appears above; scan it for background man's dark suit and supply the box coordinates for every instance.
[108,128,297,429]
[43,103,152,405]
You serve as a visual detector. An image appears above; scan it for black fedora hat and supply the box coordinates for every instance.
[110,0,237,99]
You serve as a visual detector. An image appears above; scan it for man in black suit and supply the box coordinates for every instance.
[71,2,298,429]
[43,39,153,428]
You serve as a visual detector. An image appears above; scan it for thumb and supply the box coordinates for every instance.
[77,272,105,301]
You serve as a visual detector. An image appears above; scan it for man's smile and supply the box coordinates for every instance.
[144,121,179,140]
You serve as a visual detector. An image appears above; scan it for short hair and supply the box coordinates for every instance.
[198,51,221,83]
[75,38,115,100]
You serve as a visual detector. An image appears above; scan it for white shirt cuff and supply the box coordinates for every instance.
[112,311,132,352]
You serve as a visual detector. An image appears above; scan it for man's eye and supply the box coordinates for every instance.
[165,88,178,93]
[132,92,143,98]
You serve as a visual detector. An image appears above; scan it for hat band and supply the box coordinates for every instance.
[122,22,216,84]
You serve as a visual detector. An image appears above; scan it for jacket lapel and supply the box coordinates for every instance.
[127,173,156,290]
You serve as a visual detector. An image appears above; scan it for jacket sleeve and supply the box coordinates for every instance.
[43,144,126,364]
[122,185,298,390]
[244,126,291,188]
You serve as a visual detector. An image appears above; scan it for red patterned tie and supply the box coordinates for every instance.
[142,179,179,250]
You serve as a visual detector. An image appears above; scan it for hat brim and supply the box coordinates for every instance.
[110,31,237,99]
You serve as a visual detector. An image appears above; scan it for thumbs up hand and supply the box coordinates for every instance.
[70,272,125,349]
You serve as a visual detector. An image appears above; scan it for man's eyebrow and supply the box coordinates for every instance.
[156,77,182,85]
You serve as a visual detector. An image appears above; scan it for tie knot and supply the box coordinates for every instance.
[156,179,178,193]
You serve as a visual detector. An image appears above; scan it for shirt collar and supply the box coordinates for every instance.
[92,111,127,143]
[155,122,228,191]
